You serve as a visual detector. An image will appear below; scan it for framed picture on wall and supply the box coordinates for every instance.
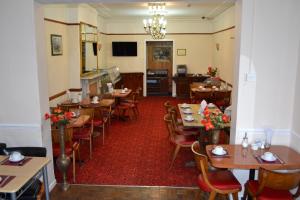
[152,47,171,61]
[51,34,63,56]
[177,49,186,56]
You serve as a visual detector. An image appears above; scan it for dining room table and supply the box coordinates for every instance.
[206,144,300,179]
[0,155,51,200]
[178,103,230,144]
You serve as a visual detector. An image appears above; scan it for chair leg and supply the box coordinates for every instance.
[72,150,76,183]
[89,137,92,159]
[77,145,82,166]
[208,191,217,200]
[242,183,249,200]
[170,145,181,169]
[102,125,105,145]
[232,192,239,200]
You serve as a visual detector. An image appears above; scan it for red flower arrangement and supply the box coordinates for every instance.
[207,66,218,77]
[201,107,230,131]
[44,108,72,126]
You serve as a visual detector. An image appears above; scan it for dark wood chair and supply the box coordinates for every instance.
[212,90,231,111]
[191,141,241,200]
[117,92,138,120]
[57,103,80,112]
[191,91,213,104]
[164,114,197,168]
[51,126,79,183]
[72,108,94,159]
[243,167,300,200]
[93,107,108,145]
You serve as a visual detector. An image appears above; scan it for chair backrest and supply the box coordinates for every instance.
[192,91,213,103]
[164,101,172,113]
[258,168,300,191]
[168,107,180,128]
[51,126,74,146]
[213,90,231,104]
[191,141,209,173]
[0,143,46,157]
[79,108,94,119]
[57,103,80,112]
[163,114,177,140]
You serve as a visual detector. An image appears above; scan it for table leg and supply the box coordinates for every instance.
[10,193,17,200]
[42,166,50,200]
[249,169,255,180]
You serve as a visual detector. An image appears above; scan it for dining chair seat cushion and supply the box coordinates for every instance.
[52,143,73,157]
[246,180,293,200]
[73,128,91,140]
[119,102,135,108]
[91,119,104,127]
[198,170,241,192]
[175,125,199,134]
[173,134,196,145]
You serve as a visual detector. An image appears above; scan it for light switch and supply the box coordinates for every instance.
[246,72,256,82]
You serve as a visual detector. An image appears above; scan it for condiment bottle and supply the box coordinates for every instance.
[242,132,249,148]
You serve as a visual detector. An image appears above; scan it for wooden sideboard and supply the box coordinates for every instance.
[173,74,208,98]
[115,72,144,96]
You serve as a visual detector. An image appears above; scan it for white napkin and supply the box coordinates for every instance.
[200,100,207,113]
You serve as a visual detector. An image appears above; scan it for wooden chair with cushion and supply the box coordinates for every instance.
[191,141,241,200]
[117,92,138,120]
[57,103,80,112]
[164,114,197,168]
[72,108,94,159]
[51,126,80,183]
[168,107,198,135]
[212,90,231,111]
[243,167,300,200]
[93,107,109,145]
[121,87,142,114]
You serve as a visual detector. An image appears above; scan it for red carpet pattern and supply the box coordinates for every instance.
[55,96,199,186]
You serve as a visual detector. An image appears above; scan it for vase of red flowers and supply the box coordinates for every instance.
[207,66,218,77]
[201,107,230,144]
[45,108,73,191]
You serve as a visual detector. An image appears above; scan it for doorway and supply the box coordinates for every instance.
[146,41,173,96]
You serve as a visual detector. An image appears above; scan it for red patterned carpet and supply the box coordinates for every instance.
[55,96,199,186]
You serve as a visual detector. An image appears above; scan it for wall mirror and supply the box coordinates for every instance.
[80,22,98,76]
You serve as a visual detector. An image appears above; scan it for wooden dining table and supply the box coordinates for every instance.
[178,103,230,144]
[206,144,300,179]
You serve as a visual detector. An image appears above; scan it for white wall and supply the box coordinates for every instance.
[212,6,235,32]
[211,7,236,84]
[0,0,55,188]
[44,4,98,97]
[233,0,300,147]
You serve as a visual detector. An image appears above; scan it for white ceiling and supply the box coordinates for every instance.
[38,0,235,20]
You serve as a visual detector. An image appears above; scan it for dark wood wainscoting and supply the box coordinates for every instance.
[115,72,144,96]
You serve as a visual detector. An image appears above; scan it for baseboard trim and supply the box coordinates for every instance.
[0,123,40,128]
[49,179,57,191]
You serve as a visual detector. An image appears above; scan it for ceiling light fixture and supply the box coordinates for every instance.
[143,2,167,39]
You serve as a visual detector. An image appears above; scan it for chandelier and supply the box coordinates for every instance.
[143,2,167,39]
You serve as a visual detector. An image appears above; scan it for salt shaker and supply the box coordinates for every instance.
[242,132,249,148]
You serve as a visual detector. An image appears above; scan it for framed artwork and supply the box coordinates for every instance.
[51,34,63,56]
[152,47,171,61]
[177,49,186,56]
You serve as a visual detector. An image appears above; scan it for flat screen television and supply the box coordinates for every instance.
[112,42,137,56]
